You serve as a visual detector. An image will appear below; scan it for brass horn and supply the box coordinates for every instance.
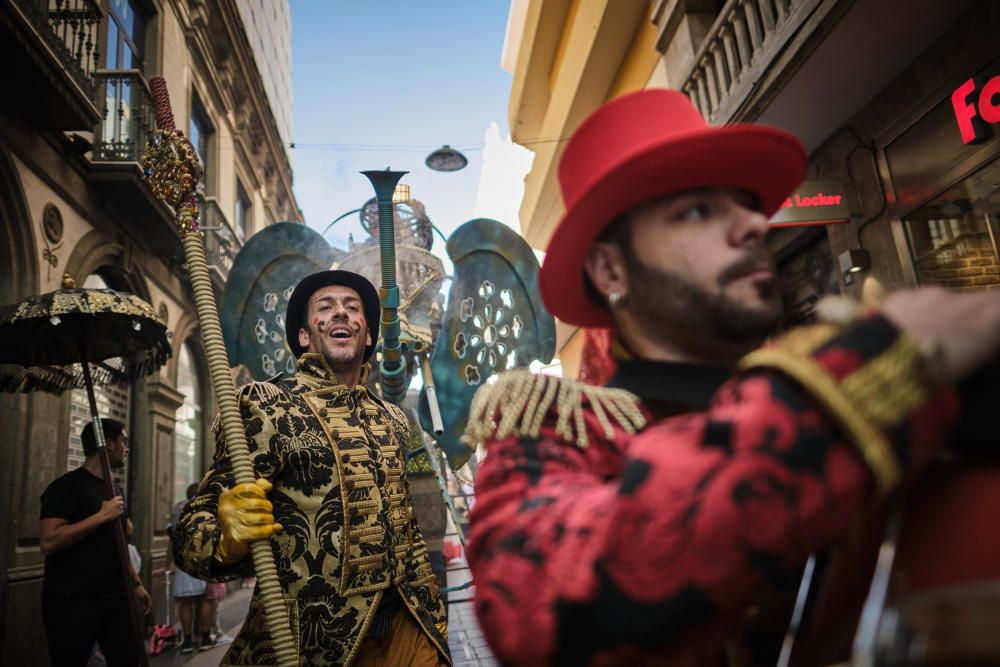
[361,168,408,403]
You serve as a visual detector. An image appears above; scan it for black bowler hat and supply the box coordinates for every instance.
[285,270,380,361]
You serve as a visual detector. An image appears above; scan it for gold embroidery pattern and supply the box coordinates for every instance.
[173,353,449,666]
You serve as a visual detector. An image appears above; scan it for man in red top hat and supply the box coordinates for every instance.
[463,89,1000,665]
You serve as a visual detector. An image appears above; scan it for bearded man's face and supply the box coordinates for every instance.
[619,187,783,348]
[298,285,370,371]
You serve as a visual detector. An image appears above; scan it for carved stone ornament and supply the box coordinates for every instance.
[42,204,63,244]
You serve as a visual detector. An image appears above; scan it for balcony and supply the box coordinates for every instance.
[0,0,102,128]
[87,68,179,254]
[679,0,981,154]
[92,69,155,162]
[201,197,241,289]
[678,0,838,126]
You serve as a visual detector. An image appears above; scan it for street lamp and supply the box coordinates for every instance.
[425,145,468,172]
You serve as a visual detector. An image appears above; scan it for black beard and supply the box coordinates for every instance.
[627,252,782,350]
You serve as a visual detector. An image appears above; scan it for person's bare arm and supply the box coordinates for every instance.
[39,495,124,555]
[128,559,153,615]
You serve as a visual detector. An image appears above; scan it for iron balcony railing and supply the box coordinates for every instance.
[201,197,240,283]
[93,68,155,163]
[13,0,102,98]
[680,0,815,124]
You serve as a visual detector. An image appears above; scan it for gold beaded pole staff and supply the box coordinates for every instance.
[142,76,298,667]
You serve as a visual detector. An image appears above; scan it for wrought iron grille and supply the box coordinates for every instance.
[14,0,102,98]
[201,197,239,282]
[93,68,154,162]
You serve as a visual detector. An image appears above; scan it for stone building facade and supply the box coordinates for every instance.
[0,0,299,662]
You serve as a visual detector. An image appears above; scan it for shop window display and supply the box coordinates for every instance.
[904,160,1000,290]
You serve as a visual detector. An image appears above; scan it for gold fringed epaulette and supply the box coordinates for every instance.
[235,376,286,404]
[210,378,286,436]
[462,370,646,449]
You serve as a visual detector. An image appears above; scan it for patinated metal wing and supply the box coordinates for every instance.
[419,219,556,468]
[220,222,339,381]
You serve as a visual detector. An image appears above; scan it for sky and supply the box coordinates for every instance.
[289,1,531,261]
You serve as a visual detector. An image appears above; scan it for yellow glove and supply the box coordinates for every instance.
[215,478,282,565]
[435,619,448,642]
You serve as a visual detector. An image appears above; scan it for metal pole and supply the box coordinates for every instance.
[852,501,904,667]
[419,350,443,435]
[321,207,364,237]
[81,359,149,667]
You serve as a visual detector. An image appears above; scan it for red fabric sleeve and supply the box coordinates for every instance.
[466,321,959,666]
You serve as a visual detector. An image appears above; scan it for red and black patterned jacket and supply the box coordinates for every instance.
[464,315,959,666]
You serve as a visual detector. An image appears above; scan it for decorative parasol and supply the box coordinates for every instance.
[0,273,172,666]
[0,275,170,393]
[141,76,298,666]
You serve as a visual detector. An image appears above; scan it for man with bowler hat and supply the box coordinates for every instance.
[173,270,450,666]
[464,89,1000,665]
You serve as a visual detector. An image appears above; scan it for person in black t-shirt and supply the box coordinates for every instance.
[39,418,152,666]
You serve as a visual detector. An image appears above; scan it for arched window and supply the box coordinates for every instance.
[67,274,132,496]
[173,342,203,506]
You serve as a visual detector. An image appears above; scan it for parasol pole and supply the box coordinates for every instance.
[142,76,298,667]
[80,358,149,666]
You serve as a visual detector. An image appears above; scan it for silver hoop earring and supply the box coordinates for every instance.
[608,291,623,308]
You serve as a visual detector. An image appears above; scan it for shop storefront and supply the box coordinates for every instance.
[762,1,998,322]
[882,52,1000,290]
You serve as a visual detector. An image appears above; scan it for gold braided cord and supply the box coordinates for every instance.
[522,373,549,433]
[182,234,298,666]
[527,376,560,435]
[463,370,646,450]
[739,347,902,495]
[554,381,576,444]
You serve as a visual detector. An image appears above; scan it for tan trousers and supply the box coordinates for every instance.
[355,610,446,667]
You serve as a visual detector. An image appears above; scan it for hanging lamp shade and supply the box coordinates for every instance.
[425,145,468,172]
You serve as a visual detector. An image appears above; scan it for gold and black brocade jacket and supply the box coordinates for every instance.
[173,354,450,666]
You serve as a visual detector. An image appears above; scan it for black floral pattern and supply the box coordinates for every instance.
[172,353,450,666]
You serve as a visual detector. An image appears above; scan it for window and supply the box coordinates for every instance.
[102,0,146,159]
[189,95,213,192]
[903,160,1000,290]
[67,274,131,495]
[173,342,203,507]
[235,181,252,242]
[106,0,145,70]
[777,232,838,329]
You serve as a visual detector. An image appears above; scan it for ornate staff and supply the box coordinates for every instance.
[142,76,298,667]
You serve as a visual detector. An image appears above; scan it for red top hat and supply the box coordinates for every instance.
[539,88,806,328]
